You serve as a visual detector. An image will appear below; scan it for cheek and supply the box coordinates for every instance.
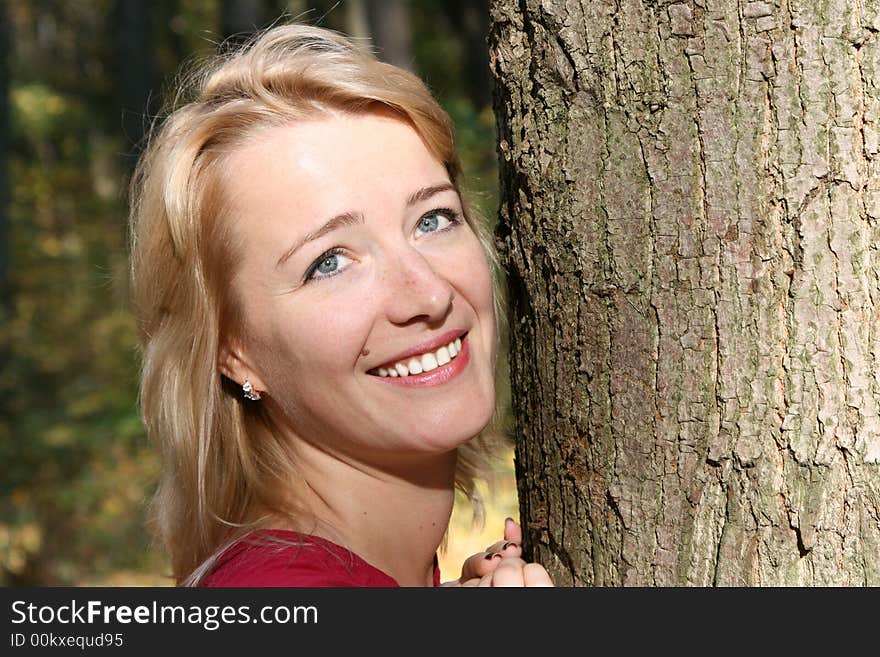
[459,244,496,327]
[445,240,497,369]
[262,294,375,381]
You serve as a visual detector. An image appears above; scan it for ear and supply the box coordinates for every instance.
[218,338,268,395]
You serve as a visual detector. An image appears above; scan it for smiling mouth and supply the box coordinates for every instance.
[368,333,466,378]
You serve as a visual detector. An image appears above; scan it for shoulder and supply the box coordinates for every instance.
[199,530,399,588]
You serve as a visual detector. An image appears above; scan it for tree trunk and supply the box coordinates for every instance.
[490,0,880,586]
[115,0,155,162]
[342,0,371,42]
[365,0,412,70]
[221,0,267,43]
[443,0,492,109]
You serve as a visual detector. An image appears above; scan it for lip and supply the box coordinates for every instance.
[368,329,467,373]
[374,334,470,388]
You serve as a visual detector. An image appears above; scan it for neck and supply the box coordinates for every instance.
[280,443,458,587]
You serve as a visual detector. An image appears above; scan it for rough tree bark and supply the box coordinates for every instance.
[490,0,880,585]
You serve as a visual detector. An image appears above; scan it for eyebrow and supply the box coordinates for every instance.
[276,211,363,269]
[405,182,456,207]
[275,182,458,269]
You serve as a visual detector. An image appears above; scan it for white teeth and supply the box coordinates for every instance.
[374,335,465,378]
[421,352,439,372]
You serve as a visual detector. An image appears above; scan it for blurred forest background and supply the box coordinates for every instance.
[0,0,516,586]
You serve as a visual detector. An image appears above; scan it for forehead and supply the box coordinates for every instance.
[218,111,454,269]
[225,112,448,207]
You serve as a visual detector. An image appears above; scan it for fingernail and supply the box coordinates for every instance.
[502,542,519,550]
[505,517,514,524]
[484,552,503,560]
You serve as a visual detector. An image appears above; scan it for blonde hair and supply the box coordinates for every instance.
[129,24,503,584]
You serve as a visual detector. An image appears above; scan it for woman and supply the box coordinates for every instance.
[129,23,552,587]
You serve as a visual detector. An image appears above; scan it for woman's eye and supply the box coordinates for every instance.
[305,248,353,282]
[415,209,459,236]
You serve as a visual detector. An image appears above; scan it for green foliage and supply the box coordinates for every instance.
[1,1,165,585]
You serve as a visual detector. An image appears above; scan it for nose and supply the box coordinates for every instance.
[382,247,455,326]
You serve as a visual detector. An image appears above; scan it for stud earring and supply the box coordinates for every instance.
[242,380,261,401]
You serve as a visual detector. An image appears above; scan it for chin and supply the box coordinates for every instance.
[410,402,495,452]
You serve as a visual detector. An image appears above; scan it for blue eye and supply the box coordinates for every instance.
[416,209,459,236]
[316,255,340,274]
[305,248,352,282]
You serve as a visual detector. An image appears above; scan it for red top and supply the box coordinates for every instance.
[200,529,441,587]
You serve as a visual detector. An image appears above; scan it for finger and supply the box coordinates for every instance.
[523,563,554,587]
[477,572,494,587]
[460,550,503,581]
[481,518,523,556]
[491,557,527,587]
[481,540,522,560]
[500,541,522,558]
[503,517,523,545]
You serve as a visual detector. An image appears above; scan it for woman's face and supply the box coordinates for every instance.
[221,111,496,464]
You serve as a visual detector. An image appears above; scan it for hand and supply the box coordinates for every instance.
[444,518,554,587]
